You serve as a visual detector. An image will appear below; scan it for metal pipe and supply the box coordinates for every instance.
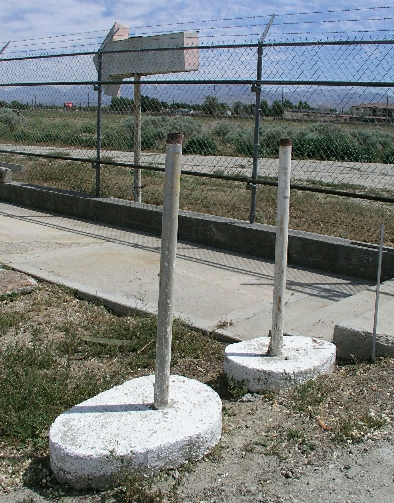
[3,147,394,204]
[269,138,292,357]
[1,38,392,64]
[372,223,384,362]
[134,74,142,203]
[2,79,394,88]
[95,51,103,197]
[154,133,183,409]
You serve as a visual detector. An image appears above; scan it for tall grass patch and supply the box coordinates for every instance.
[0,342,111,446]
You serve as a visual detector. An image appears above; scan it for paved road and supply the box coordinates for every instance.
[1,143,393,190]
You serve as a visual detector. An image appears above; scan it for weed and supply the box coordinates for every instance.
[286,428,304,441]
[286,428,315,453]
[112,473,164,503]
[0,342,114,445]
[222,406,236,417]
[211,372,248,400]
[332,412,386,444]
[215,319,234,329]
[258,437,288,461]
[242,441,256,453]
[205,443,223,463]
[0,311,27,334]
[290,379,331,417]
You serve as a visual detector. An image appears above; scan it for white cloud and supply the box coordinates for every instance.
[0,0,390,40]
[2,0,394,46]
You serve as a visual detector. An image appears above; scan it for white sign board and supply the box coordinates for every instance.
[94,22,199,97]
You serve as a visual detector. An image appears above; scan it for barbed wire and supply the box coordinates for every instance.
[9,36,104,50]
[1,5,393,56]
[274,16,394,26]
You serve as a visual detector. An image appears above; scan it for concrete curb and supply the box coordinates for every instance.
[3,263,241,344]
[1,182,394,281]
[333,298,394,360]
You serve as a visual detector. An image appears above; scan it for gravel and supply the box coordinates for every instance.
[1,274,394,503]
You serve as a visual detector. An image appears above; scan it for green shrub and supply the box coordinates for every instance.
[141,116,169,131]
[170,116,202,138]
[226,128,255,156]
[292,123,379,162]
[213,120,238,141]
[141,127,161,150]
[0,108,23,131]
[259,124,294,157]
[183,135,218,155]
[380,147,394,164]
[79,122,96,134]
[104,124,133,150]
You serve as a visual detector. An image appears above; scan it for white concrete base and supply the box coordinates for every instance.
[49,375,222,489]
[224,336,336,392]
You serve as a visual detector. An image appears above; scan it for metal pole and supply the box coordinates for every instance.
[0,41,10,56]
[95,51,103,197]
[372,223,384,362]
[134,74,142,203]
[269,138,292,357]
[154,133,183,409]
[250,14,276,224]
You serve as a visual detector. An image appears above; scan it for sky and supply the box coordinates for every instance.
[1,0,394,55]
[0,1,393,108]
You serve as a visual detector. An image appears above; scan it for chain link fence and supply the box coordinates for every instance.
[1,15,394,247]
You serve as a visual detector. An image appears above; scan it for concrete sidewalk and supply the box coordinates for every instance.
[0,201,376,342]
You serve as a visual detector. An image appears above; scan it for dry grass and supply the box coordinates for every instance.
[2,148,394,247]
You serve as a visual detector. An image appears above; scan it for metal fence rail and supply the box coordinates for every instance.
[1,21,394,247]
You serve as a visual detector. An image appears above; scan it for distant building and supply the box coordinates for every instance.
[350,103,394,122]
[283,109,340,121]
[173,108,191,115]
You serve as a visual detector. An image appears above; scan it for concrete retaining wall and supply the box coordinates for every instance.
[1,182,394,282]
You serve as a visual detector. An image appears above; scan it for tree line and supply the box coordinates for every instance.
[108,95,315,116]
[0,96,315,117]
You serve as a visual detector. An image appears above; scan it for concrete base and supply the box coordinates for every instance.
[224,336,336,392]
[49,375,222,489]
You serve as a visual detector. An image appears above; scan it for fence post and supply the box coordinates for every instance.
[154,133,183,409]
[372,223,384,362]
[134,74,142,203]
[249,14,276,224]
[95,50,103,197]
[269,138,292,357]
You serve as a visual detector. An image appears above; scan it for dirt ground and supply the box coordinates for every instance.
[1,273,394,503]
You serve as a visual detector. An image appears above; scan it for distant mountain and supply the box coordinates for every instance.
[0,82,390,111]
